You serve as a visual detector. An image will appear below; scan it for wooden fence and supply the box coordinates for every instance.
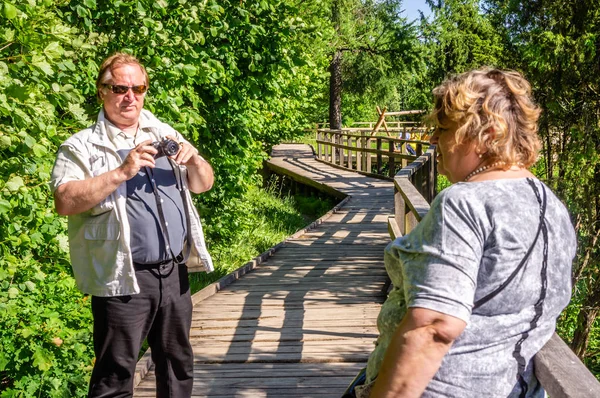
[315,129,430,178]
[388,147,600,397]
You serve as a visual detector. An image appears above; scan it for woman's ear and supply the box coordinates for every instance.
[477,127,496,157]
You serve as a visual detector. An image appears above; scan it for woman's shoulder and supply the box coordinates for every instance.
[436,178,554,208]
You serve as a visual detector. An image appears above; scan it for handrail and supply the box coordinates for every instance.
[315,121,424,129]
[389,146,600,397]
[315,129,431,178]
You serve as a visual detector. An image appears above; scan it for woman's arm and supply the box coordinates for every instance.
[369,307,467,398]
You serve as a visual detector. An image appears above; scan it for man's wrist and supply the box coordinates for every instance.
[189,153,206,167]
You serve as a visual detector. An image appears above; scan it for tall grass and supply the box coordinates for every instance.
[189,184,335,292]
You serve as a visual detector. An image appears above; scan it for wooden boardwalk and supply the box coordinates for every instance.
[134,144,393,397]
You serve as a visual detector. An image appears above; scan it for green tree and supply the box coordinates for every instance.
[0,0,333,395]
[485,0,600,371]
[327,0,422,127]
[423,0,505,83]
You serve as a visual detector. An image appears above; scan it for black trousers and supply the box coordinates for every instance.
[88,262,193,398]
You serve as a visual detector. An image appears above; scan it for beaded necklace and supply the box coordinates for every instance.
[464,161,505,182]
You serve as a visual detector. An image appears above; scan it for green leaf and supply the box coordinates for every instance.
[183,64,197,77]
[0,352,8,371]
[24,134,35,148]
[20,327,34,337]
[3,3,17,20]
[5,176,24,192]
[76,5,88,18]
[83,0,96,8]
[24,281,35,291]
[32,60,54,76]
[7,287,18,298]
[51,83,60,92]
[32,348,52,371]
[0,135,10,148]
[32,143,47,157]
[0,198,10,214]
[44,42,63,59]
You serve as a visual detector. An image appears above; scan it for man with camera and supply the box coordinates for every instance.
[50,52,213,398]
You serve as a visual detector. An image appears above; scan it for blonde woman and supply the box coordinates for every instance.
[354,68,576,398]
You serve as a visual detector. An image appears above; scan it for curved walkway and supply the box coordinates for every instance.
[134,144,393,397]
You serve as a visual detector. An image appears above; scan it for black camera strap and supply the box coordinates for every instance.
[171,161,194,265]
[144,165,184,264]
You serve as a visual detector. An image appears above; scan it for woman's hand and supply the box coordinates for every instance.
[369,308,466,398]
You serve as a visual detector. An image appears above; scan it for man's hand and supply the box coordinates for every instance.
[166,136,214,194]
[117,139,158,180]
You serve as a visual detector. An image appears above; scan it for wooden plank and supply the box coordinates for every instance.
[535,333,600,398]
[134,144,391,396]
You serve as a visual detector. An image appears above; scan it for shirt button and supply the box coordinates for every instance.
[166,245,170,250]
[405,243,411,248]
[165,222,169,226]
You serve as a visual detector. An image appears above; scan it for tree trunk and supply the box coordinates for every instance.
[329,50,342,130]
[329,0,342,130]
[572,306,599,359]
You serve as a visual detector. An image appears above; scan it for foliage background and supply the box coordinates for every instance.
[2,0,600,396]
[0,0,333,396]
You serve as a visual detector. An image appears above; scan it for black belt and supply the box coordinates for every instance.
[133,252,184,270]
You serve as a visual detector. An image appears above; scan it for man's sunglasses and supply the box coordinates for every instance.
[102,84,148,94]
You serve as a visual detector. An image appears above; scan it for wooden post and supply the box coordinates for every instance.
[347,135,353,169]
[328,132,333,163]
[356,134,362,172]
[394,184,405,235]
[371,106,387,136]
[361,131,367,171]
[388,139,395,178]
[376,138,382,174]
[331,132,337,164]
[338,133,346,166]
[365,134,371,173]
[342,134,347,166]
[376,106,390,136]
[401,126,407,169]
[316,129,322,159]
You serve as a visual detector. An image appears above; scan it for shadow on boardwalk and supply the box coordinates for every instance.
[134,144,393,397]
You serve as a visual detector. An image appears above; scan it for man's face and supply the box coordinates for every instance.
[99,63,147,130]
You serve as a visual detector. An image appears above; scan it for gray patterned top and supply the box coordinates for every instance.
[364,178,576,397]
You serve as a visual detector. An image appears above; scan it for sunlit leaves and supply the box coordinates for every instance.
[3,2,17,20]
[0,0,333,396]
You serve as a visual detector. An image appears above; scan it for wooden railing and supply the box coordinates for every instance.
[316,121,424,129]
[315,129,430,178]
[388,146,600,397]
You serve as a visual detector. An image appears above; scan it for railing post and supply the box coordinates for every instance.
[357,134,362,172]
[394,182,406,235]
[316,130,321,159]
[332,132,337,164]
[328,132,333,163]
[347,135,353,169]
[341,134,346,167]
[388,139,395,178]
[361,131,368,172]
[366,135,372,173]
[377,138,382,174]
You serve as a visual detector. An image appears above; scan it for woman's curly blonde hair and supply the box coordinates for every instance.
[428,67,542,168]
